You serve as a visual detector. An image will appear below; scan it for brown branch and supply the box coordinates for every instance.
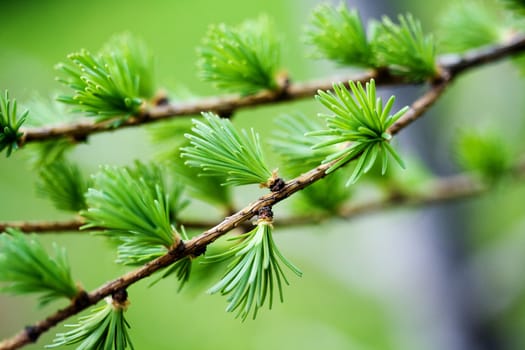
[18,33,525,146]
[440,34,525,76]
[3,36,525,350]
[0,218,220,234]
[0,219,83,233]
[0,78,448,350]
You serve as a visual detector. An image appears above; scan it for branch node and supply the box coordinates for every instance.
[269,177,286,192]
[275,70,291,99]
[257,206,273,222]
[192,243,207,258]
[170,239,186,256]
[152,91,169,106]
[24,326,39,343]
[72,289,90,309]
[111,288,128,304]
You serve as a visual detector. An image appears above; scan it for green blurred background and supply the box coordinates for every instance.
[1,0,525,349]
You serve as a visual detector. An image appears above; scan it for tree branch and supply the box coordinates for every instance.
[0,218,220,234]
[3,36,525,350]
[18,34,525,146]
[0,76,459,350]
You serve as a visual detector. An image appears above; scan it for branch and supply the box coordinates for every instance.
[3,36,525,349]
[18,33,525,146]
[0,218,219,234]
[0,80,452,350]
[0,219,83,233]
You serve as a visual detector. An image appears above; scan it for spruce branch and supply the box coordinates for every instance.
[0,90,28,156]
[0,80,447,350]
[16,34,525,147]
[0,230,79,307]
[2,31,525,350]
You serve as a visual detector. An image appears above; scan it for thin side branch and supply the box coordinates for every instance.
[19,33,525,145]
[0,218,220,234]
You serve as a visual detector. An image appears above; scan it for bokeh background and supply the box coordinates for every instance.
[1,0,525,349]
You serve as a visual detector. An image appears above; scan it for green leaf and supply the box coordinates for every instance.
[307,2,373,67]
[438,0,508,53]
[0,90,28,157]
[0,229,78,306]
[56,34,154,121]
[311,79,408,185]
[37,157,89,212]
[181,112,273,187]
[371,13,437,81]
[197,15,281,95]
[82,162,176,265]
[207,221,301,321]
[47,299,134,350]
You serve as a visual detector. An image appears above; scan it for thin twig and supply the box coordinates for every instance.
[0,218,220,234]
[2,36,525,350]
[18,33,525,146]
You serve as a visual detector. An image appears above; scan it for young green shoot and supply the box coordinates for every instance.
[181,112,276,188]
[207,207,302,321]
[310,79,408,186]
[47,293,134,350]
[307,2,373,67]
[56,34,154,122]
[372,14,437,81]
[197,16,281,95]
